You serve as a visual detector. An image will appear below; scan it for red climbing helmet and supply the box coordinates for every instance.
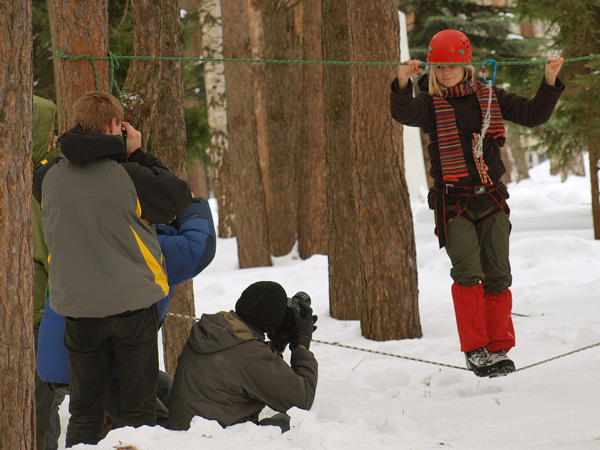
[427,30,472,63]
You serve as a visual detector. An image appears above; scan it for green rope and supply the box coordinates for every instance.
[55,50,599,102]
[56,50,600,67]
[107,51,123,103]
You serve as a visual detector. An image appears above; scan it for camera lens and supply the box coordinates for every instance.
[292,291,311,307]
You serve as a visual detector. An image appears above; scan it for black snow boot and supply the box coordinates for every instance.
[465,347,497,377]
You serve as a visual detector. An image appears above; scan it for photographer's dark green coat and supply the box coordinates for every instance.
[168,311,318,430]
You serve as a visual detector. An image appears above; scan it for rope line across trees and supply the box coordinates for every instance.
[55,50,600,67]
[55,50,600,99]
[165,312,600,373]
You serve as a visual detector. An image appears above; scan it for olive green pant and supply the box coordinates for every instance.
[444,206,512,293]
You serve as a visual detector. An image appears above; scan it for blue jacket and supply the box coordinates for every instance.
[36,197,216,384]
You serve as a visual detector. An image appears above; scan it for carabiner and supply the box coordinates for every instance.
[482,59,497,84]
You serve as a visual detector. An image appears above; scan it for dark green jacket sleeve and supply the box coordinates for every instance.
[239,345,318,414]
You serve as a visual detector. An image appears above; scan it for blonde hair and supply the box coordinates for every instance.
[428,65,476,96]
[73,91,124,134]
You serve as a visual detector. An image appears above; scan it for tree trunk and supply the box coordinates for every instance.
[53,0,110,131]
[297,0,327,259]
[588,141,600,240]
[122,0,193,376]
[0,2,35,448]
[322,0,360,319]
[247,0,270,223]
[261,0,302,257]
[198,0,235,237]
[222,0,272,268]
[155,0,191,376]
[420,129,433,189]
[350,1,421,340]
[121,0,161,147]
[187,158,209,198]
[46,0,62,124]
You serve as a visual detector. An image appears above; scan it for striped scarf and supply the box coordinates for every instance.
[432,80,505,184]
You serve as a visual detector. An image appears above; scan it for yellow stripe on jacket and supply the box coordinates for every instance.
[130,225,169,297]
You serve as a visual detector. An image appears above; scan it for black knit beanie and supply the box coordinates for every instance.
[235,281,288,333]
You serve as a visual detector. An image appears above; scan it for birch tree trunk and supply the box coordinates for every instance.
[199,0,235,237]
[349,1,421,340]
[222,0,272,268]
[0,1,35,447]
[52,0,110,131]
[298,0,327,259]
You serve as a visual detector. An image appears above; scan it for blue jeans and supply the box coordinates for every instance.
[64,304,159,447]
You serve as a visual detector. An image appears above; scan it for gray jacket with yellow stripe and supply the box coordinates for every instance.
[33,125,192,318]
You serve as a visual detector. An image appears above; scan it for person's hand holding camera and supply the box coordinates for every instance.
[290,299,317,350]
[121,121,142,156]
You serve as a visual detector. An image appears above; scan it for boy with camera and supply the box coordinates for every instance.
[168,281,319,432]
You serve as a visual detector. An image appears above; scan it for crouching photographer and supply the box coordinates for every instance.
[168,281,318,433]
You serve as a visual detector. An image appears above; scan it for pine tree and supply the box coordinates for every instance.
[514,0,600,237]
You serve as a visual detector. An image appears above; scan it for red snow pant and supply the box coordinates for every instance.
[444,207,515,353]
[451,282,515,353]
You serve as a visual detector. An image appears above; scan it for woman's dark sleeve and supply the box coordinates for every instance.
[496,76,565,128]
[390,77,434,129]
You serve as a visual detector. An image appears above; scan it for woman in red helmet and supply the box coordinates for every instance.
[390,29,564,377]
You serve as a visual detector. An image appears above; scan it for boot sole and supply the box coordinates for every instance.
[488,360,516,378]
[466,361,497,377]
[466,359,516,378]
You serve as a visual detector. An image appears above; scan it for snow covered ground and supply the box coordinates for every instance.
[63,160,600,449]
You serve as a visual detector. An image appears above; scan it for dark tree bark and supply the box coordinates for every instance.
[297,0,327,259]
[247,0,270,223]
[222,0,272,268]
[121,0,193,376]
[322,0,360,319]
[349,1,421,340]
[187,158,209,199]
[52,0,110,131]
[0,1,35,448]
[261,0,302,257]
[121,0,161,147]
[420,129,433,189]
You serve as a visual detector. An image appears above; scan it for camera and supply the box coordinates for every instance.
[287,291,311,311]
[268,291,311,354]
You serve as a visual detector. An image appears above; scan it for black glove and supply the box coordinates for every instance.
[267,322,293,354]
[289,299,316,350]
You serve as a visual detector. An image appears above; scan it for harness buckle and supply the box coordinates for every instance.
[445,184,454,194]
[474,185,487,194]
